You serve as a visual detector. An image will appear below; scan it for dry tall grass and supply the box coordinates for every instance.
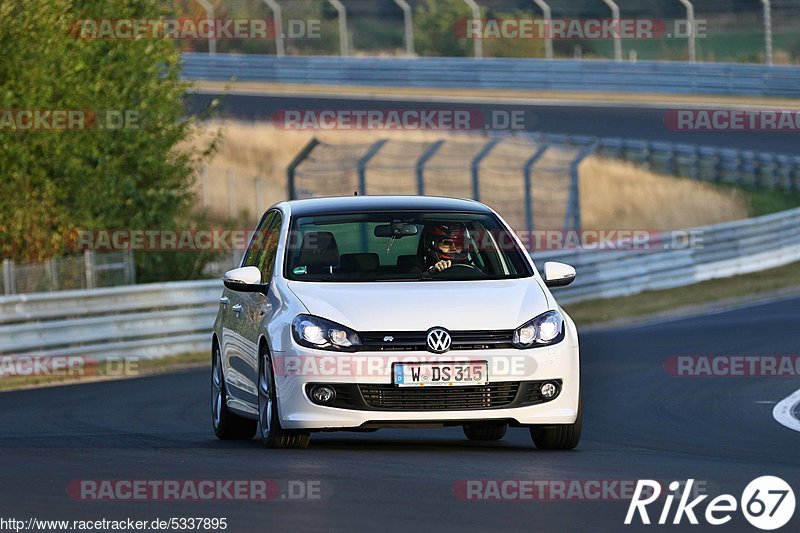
[192,121,749,230]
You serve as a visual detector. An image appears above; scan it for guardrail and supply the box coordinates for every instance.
[181,53,800,98]
[2,206,799,359]
[533,133,800,192]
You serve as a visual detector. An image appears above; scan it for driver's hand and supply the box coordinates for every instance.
[429,260,452,272]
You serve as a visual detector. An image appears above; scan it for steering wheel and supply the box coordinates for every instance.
[445,263,479,271]
[430,263,480,275]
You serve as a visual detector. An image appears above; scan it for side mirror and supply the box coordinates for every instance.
[223,266,268,293]
[543,261,576,288]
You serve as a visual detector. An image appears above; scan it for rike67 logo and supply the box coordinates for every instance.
[625,477,795,530]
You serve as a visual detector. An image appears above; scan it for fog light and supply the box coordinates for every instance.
[540,381,559,400]
[310,385,336,404]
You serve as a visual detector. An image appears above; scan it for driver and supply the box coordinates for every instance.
[424,223,473,273]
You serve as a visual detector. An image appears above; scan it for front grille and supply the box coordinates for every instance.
[359,329,515,351]
[306,380,562,411]
[359,382,519,410]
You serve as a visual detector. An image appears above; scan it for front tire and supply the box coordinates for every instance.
[530,396,582,450]
[212,344,257,440]
[463,422,508,441]
[258,349,310,449]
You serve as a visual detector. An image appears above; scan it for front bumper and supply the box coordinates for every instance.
[272,341,580,430]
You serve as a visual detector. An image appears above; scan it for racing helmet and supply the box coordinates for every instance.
[425,223,469,263]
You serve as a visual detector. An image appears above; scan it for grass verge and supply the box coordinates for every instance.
[563,260,800,326]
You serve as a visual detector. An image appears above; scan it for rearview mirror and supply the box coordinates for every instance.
[223,266,268,293]
[543,262,576,288]
[374,223,418,238]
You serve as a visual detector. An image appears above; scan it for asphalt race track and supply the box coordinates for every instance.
[1,295,797,532]
[187,91,800,156]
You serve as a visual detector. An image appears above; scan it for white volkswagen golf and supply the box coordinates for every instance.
[211,196,581,449]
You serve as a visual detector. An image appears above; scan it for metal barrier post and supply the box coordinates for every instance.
[533,0,553,59]
[602,0,622,61]
[762,0,773,66]
[416,141,445,196]
[394,0,415,56]
[357,140,388,195]
[463,0,483,58]
[523,145,549,241]
[678,1,697,63]
[262,0,285,57]
[195,0,217,54]
[471,138,500,201]
[327,0,349,56]
[287,138,321,199]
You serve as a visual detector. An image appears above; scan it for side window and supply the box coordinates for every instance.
[243,211,282,282]
[242,212,276,269]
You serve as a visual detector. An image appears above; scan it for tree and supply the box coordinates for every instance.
[0,0,205,273]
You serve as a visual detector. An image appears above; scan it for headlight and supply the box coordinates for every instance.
[513,310,565,349]
[292,314,362,352]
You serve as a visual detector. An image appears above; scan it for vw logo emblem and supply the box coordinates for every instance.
[426,327,452,353]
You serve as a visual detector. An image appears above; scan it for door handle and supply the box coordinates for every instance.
[219,297,229,306]
[232,304,243,315]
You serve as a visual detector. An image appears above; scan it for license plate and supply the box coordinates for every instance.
[393,362,488,387]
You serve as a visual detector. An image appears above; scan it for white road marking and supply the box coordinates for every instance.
[773,387,800,432]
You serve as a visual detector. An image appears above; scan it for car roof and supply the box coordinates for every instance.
[283,195,493,217]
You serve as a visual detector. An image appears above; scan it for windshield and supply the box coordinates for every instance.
[284,211,532,282]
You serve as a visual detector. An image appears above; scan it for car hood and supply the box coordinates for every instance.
[285,278,550,331]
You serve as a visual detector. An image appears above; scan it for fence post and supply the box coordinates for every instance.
[46,257,58,290]
[416,140,445,196]
[127,250,137,285]
[358,140,388,195]
[566,143,597,232]
[84,250,96,290]
[471,138,500,201]
[2,259,15,295]
[255,177,265,215]
[287,138,321,200]
[202,165,210,208]
[523,145,549,246]
[227,171,236,218]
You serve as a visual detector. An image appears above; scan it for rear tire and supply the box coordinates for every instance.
[258,349,310,449]
[463,422,508,441]
[212,343,257,440]
[530,396,582,450]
